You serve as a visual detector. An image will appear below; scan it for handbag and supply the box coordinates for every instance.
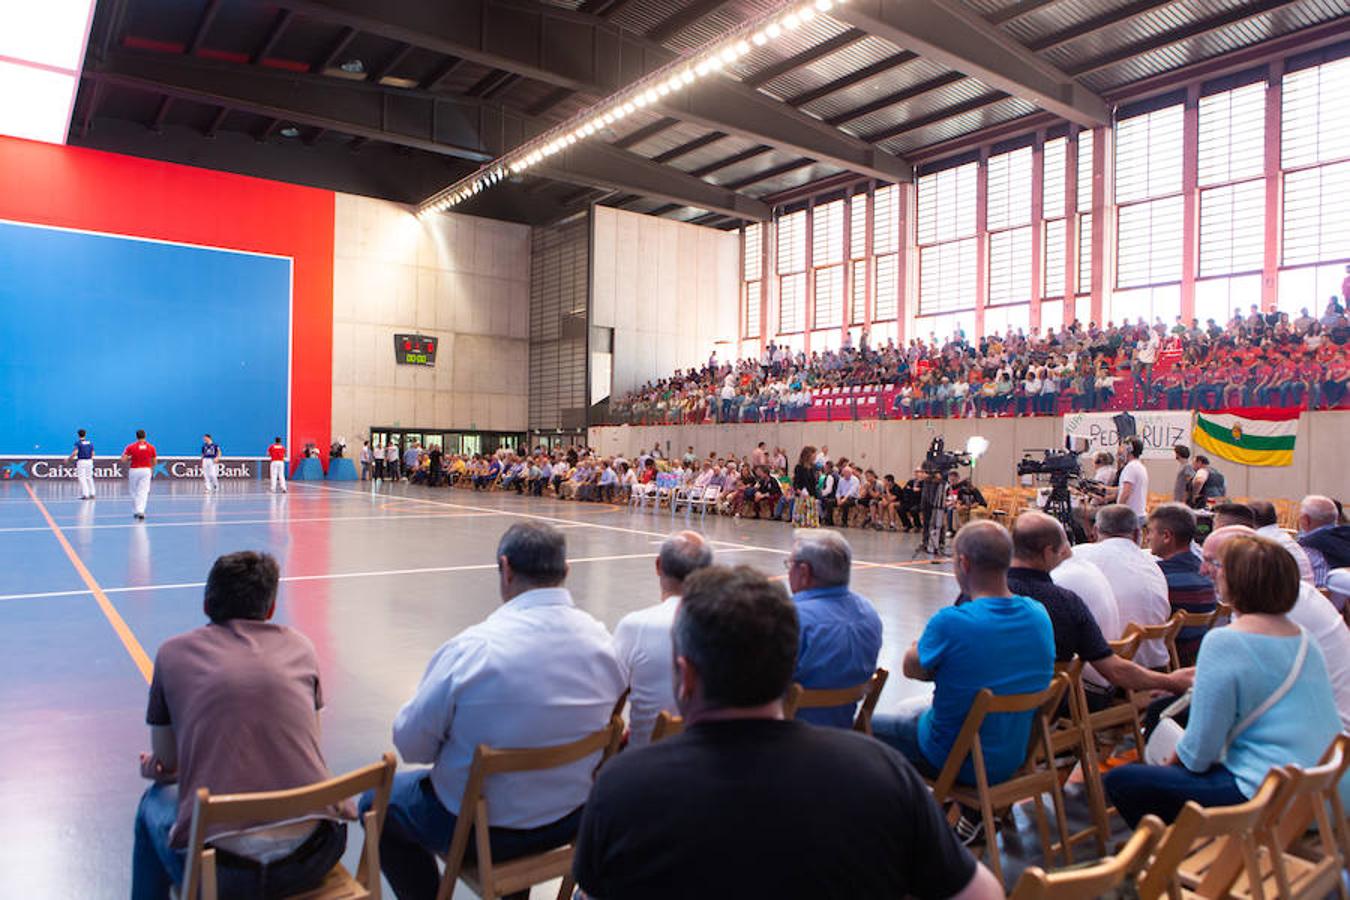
[1143,627,1309,767]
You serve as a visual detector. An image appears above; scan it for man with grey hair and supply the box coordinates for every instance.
[1249,500,1315,585]
[785,529,883,727]
[369,522,625,898]
[1297,494,1350,588]
[872,521,1054,845]
[613,530,715,746]
[1074,504,1172,669]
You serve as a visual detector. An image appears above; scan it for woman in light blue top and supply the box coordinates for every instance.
[1106,531,1346,826]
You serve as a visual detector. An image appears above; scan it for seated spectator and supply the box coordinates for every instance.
[1210,501,1255,530]
[832,465,861,527]
[872,521,1055,843]
[785,530,883,728]
[366,523,624,898]
[1007,512,1190,710]
[132,552,346,900]
[1145,504,1216,666]
[613,532,714,747]
[1105,533,1347,826]
[572,565,1004,900]
[945,470,987,532]
[1249,499,1315,584]
[1297,494,1350,588]
[1073,505,1173,669]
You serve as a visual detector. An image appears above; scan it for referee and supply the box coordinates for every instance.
[201,433,221,492]
[121,430,157,520]
[67,429,96,500]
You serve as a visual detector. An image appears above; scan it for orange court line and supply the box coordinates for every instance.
[24,484,154,683]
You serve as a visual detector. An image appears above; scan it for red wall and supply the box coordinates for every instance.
[0,136,334,461]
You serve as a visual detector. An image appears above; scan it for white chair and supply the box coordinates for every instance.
[688,486,721,521]
[671,485,701,516]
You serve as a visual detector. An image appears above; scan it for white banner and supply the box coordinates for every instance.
[1062,411,1192,460]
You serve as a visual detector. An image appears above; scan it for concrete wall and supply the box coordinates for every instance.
[591,411,1350,501]
[591,206,738,398]
[330,194,530,441]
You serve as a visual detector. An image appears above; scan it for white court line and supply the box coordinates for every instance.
[0,510,498,534]
[0,491,337,506]
[298,483,954,579]
[0,551,662,603]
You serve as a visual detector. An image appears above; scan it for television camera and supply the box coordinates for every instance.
[914,437,971,557]
[1017,449,1092,543]
[921,436,971,476]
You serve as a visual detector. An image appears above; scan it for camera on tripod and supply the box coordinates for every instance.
[921,436,971,476]
[1016,449,1080,478]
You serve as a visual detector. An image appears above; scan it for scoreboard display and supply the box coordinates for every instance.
[394,333,438,366]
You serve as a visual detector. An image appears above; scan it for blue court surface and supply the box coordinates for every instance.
[0,477,965,897]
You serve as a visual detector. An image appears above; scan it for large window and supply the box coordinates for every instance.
[741,223,761,338]
[1115,103,1184,319]
[776,210,806,333]
[873,184,899,321]
[1043,136,1067,304]
[917,162,977,314]
[849,191,868,326]
[986,145,1033,308]
[811,200,844,340]
[1280,55,1350,313]
[1076,131,1094,297]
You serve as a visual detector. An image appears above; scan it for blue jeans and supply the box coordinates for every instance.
[872,705,941,780]
[361,771,582,900]
[133,783,346,900]
[1103,762,1245,828]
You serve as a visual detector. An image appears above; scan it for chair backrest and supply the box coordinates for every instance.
[1124,611,1184,670]
[783,668,890,734]
[1261,737,1349,886]
[181,752,397,900]
[437,717,624,900]
[650,711,684,743]
[1010,816,1164,900]
[1136,771,1285,900]
[1106,630,1142,661]
[930,674,1069,801]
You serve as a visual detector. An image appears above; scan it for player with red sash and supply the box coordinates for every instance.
[267,437,288,493]
[121,430,157,520]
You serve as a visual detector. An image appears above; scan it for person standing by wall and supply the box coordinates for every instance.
[67,428,96,500]
[359,440,372,482]
[267,437,288,494]
[200,434,221,493]
[121,430,157,521]
[384,440,400,482]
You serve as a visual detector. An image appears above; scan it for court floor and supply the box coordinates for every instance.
[0,476,968,897]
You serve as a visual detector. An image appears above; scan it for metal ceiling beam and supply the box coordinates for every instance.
[1027,0,1175,53]
[251,10,295,65]
[420,56,464,90]
[653,130,725,163]
[786,50,917,108]
[834,0,1109,127]
[723,158,813,191]
[271,0,913,181]
[312,26,357,74]
[689,145,770,178]
[862,91,1009,144]
[539,142,771,221]
[984,0,1066,27]
[368,42,414,82]
[89,51,497,162]
[612,116,680,150]
[743,28,869,89]
[826,72,965,126]
[646,0,734,44]
[186,0,223,55]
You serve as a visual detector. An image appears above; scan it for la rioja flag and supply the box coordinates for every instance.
[1192,407,1300,468]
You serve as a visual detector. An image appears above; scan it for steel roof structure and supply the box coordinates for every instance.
[70,0,1349,226]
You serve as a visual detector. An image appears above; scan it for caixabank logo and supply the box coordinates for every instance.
[0,458,261,480]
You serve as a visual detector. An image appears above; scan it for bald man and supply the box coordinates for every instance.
[1008,512,1192,709]
[613,531,715,746]
[873,522,1054,844]
[1203,525,1350,731]
[1296,495,1350,588]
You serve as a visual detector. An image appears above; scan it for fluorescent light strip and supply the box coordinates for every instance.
[0,0,97,145]
[418,0,844,217]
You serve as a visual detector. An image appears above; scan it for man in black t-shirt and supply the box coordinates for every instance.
[573,565,1002,900]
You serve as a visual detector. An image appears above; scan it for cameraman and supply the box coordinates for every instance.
[1102,435,1148,523]
[918,467,947,550]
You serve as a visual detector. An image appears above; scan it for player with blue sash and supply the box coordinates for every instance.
[201,434,221,492]
[66,429,96,500]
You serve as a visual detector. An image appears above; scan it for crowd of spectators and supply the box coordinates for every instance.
[132,490,1349,899]
[608,300,1350,425]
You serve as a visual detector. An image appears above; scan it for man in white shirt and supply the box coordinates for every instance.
[372,522,625,898]
[1050,552,1121,689]
[1249,500,1315,585]
[833,466,861,527]
[1073,504,1172,669]
[613,532,714,746]
[1105,436,1148,522]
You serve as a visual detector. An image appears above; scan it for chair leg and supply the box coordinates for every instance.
[1030,795,1054,870]
[556,873,577,900]
[980,796,1003,886]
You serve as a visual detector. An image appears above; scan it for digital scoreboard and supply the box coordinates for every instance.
[394,333,438,366]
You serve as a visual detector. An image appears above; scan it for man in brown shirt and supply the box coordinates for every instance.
[131,551,346,900]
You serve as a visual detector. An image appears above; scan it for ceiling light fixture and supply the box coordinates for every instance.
[416,0,845,215]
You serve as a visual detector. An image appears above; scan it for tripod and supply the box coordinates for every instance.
[914,475,950,556]
[1043,474,1086,545]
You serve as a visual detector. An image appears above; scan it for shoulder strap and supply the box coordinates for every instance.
[1220,627,1309,762]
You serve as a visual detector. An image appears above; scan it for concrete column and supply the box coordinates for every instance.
[1180,84,1201,322]
[1030,132,1045,332]
[975,146,989,337]
[1262,60,1284,311]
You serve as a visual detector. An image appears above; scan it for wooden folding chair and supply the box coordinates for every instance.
[1321,734,1350,884]
[1255,737,1350,900]
[179,752,397,900]
[1049,658,1112,858]
[1135,771,1285,900]
[435,718,624,900]
[1166,609,1221,668]
[1095,632,1149,764]
[924,674,1074,886]
[1124,612,1185,672]
[783,668,890,735]
[1009,815,1164,900]
[650,711,684,743]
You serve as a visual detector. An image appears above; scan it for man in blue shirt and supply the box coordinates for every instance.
[873,521,1054,842]
[200,434,221,493]
[67,429,96,500]
[785,529,882,728]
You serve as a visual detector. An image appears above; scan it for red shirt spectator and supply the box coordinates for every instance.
[123,440,157,468]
